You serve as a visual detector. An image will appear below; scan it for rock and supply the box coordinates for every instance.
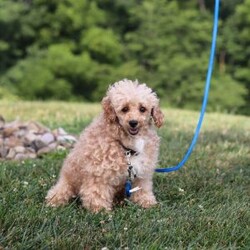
[27,122,40,133]
[14,153,26,160]
[24,132,37,145]
[2,120,21,137]
[14,127,27,138]
[5,136,22,148]
[40,132,54,145]
[48,142,57,150]
[14,153,35,161]
[6,148,16,159]
[33,136,47,151]
[57,145,66,151]
[0,146,9,158]
[26,147,36,153]
[0,115,5,129]
[3,126,17,137]
[16,152,36,160]
[26,153,37,159]
[56,127,67,135]
[0,116,77,160]
[57,135,77,143]
[15,146,26,153]
[27,121,49,134]
[37,146,53,156]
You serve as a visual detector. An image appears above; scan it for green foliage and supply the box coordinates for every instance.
[80,27,122,64]
[222,0,250,115]
[0,0,249,114]
[125,0,246,113]
[208,73,247,113]
[2,49,73,100]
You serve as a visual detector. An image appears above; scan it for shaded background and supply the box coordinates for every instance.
[0,0,249,115]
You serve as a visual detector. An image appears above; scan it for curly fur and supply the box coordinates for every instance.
[46,79,164,212]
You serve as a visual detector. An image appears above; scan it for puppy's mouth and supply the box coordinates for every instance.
[128,127,139,136]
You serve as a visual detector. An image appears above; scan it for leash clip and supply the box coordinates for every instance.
[125,151,132,166]
[125,150,140,197]
[126,151,136,180]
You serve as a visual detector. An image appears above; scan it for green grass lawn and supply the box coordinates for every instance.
[1,101,250,249]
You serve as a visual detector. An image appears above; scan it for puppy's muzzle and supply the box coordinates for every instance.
[129,120,138,128]
[128,120,139,135]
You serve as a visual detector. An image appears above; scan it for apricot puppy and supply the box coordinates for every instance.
[46,79,164,212]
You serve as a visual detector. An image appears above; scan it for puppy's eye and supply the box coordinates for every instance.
[121,107,129,113]
[139,107,146,113]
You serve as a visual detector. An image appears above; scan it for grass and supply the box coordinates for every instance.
[0,101,250,249]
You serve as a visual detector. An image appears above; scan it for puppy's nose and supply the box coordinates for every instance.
[129,120,138,128]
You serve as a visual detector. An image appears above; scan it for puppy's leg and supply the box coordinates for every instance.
[46,176,74,207]
[130,177,157,208]
[79,179,115,213]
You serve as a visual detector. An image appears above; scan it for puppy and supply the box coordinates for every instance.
[46,79,164,212]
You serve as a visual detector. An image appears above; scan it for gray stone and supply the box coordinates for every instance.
[3,126,17,137]
[1,116,77,160]
[26,147,36,153]
[28,121,49,134]
[57,127,67,135]
[37,146,53,156]
[15,130,27,139]
[57,135,77,143]
[48,142,57,150]
[15,153,27,160]
[4,136,22,148]
[6,148,16,159]
[26,153,36,159]
[34,136,46,150]
[0,146,9,158]
[40,132,54,145]
[0,115,5,129]
[57,145,66,151]
[24,132,37,144]
[15,146,26,153]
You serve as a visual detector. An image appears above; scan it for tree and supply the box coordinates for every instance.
[0,0,44,72]
[0,0,125,101]
[0,0,248,114]
[223,0,250,114]
[125,0,246,112]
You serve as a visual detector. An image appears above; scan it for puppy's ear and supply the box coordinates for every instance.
[151,106,164,128]
[102,96,117,123]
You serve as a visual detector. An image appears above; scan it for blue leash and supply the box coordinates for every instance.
[155,0,220,173]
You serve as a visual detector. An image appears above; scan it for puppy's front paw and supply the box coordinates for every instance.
[45,193,65,207]
[45,188,69,207]
[83,202,113,213]
[139,198,158,208]
[131,193,157,208]
[91,205,112,213]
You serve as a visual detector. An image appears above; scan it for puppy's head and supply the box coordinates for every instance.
[102,79,164,136]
